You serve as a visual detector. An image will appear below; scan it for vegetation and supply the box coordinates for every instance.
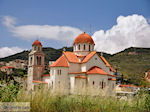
[0,85,149,112]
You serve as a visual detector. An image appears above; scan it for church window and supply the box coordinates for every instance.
[102,81,104,89]
[89,45,91,51]
[78,44,80,50]
[84,44,86,50]
[93,81,95,85]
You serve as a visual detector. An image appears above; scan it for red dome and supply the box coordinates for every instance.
[32,40,42,46]
[73,33,95,45]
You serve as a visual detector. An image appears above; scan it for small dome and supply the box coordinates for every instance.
[73,33,95,45]
[32,40,42,46]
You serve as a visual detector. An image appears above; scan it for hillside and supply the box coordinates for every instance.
[107,47,150,85]
[0,47,150,85]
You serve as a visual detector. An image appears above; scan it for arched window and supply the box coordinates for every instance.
[39,57,41,65]
[89,45,91,51]
[84,44,86,50]
[36,56,39,65]
[78,44,80,50]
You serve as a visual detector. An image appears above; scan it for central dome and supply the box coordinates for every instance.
[32,40,42,46]
[73,33,95,45]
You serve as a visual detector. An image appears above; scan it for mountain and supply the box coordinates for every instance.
[0,47,150,85]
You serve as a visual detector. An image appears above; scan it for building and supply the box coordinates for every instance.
[6,59,28,70]
[27,33,117,95]
[0,66,14,74]
[145,70,150,82]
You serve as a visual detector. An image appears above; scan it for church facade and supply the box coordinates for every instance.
[27,33,116,95]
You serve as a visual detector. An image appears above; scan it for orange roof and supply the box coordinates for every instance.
[108,78,116,81]
[50,55,69,67]
[63,52,80,63]
[1,66,14,69]
[100,56,111,67]
[75,75,87,79]
[32,40,42,46]
[87,66,108,75]
[32,80,48,84]
[100,56,116,72]
[82,51,96,63]
[73,33,95,45]
[42,74,50,77]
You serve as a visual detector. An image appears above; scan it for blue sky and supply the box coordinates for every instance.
[0,0,150,57]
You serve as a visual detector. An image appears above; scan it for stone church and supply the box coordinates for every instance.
[27,33,116,95]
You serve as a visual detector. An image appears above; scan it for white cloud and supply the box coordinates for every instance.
[2,15,150,54]
[2,16,83,43]
[0,47,23,58]
[92,14,150,54]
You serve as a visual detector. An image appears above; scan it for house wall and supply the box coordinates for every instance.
[49,67,69,93]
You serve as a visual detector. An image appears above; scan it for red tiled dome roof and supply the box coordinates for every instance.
[32,40,42,46]
[73,33,95,45]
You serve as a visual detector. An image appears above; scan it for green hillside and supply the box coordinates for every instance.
[107,47,150,85]
[0,47,150,85]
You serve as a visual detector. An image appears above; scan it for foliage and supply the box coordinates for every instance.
[0,84,20,102]
[14,88,150,112]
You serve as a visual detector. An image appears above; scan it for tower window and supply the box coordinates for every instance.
[84,44,86,50]
[89,45,91,51]
[78,45,80,50]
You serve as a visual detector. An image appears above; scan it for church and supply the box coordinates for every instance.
[27,33,116,95]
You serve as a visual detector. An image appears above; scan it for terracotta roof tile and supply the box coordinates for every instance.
[1,66,14,69]
[73,33,95,45]
[87,66,108,75]
[32,40,42,46]
[108,78,116,81]
[50,55,69,67]
[82,51,96,63]
[75,75,87,79]
[63,52,80,63]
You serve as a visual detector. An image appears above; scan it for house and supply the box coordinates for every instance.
[0,66,14,74]
[27,33,117,96]
[145,70,150,82]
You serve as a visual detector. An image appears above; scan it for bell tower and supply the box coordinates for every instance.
[27,40,45,90]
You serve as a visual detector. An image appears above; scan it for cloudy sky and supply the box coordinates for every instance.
[0,0,150,57]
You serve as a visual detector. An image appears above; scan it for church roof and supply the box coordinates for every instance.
[82,51,96,63]
[87,66,108,75]
[50,55,69,67]
[63,52,80,63]
[75,75,87,79]
[32,40,42,46]
[73,33,95,45]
